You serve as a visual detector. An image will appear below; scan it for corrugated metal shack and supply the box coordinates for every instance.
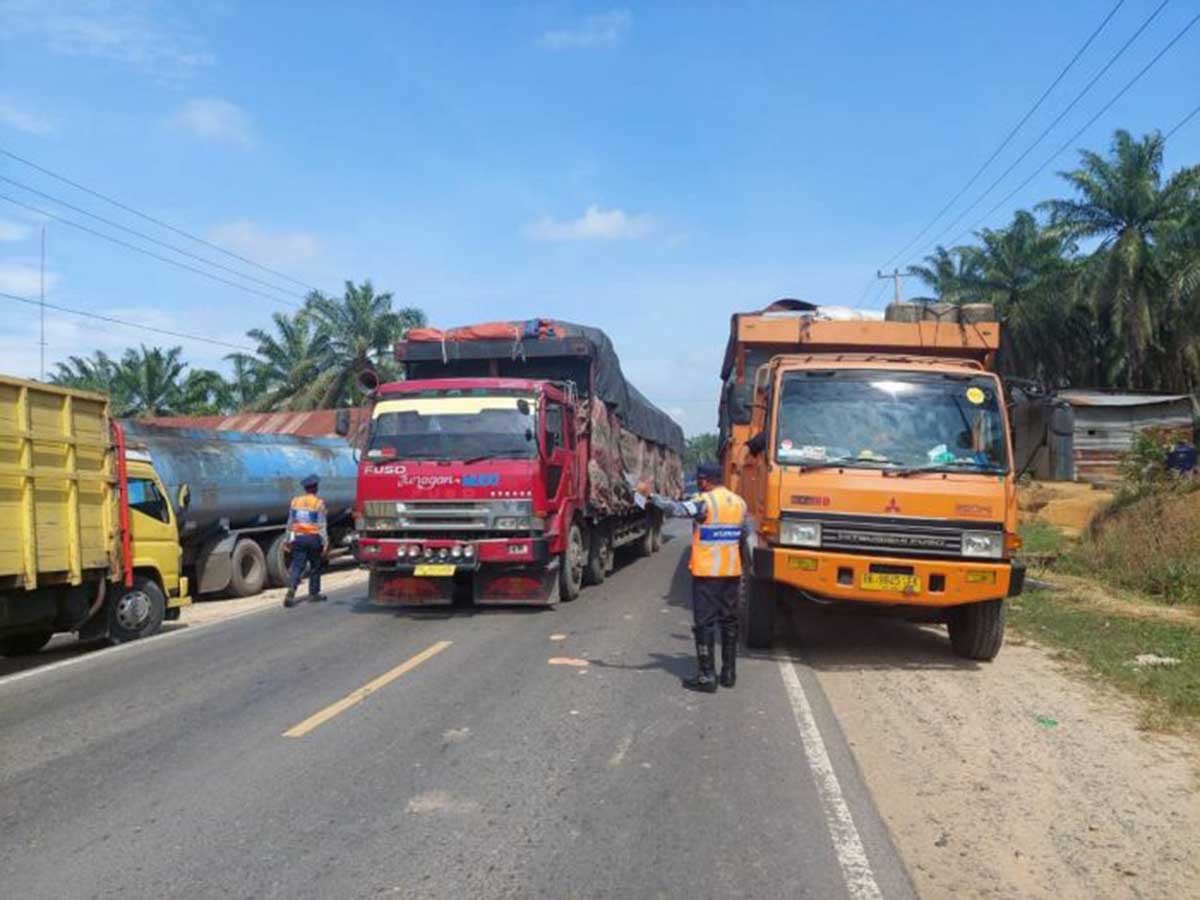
[1057,390,1195,483]
[146,409,367,438]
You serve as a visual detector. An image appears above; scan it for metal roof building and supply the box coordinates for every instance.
[146,409,367,438]
[1057,390,1195,483]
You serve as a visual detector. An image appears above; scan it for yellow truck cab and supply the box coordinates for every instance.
[720,301,1023,660]
[0,375,189,656]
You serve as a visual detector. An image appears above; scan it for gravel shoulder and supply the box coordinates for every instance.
[791,606,1200,900]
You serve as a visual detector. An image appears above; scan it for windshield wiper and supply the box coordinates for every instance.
[460,451,533,465]
[783,456,885,472]
[884,460,1007,478]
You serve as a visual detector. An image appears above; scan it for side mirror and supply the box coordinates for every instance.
[335,408,351,437]
[357,367,380,394]
[747,432,767,456]
[177,483,191,510]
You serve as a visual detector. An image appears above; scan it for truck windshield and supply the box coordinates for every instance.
[368,397,537,461]
[774,370,1009,472]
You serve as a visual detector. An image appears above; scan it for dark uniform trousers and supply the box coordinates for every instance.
[692,576,740,641]
[289,533,324,596]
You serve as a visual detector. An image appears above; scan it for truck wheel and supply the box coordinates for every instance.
[560,522,585,602]
[265,533,290,587]
[229,538,267,597]
[634,519,654,558]
[0,630,54,656]
[948,599,1006,661]
[745,578,777,649]
[108,576,166,644]
[584,526,609,586]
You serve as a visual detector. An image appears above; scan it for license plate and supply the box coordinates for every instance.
[861,573,921,592]
[414,564,456,577]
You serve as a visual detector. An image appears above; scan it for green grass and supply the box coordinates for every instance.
[1010,590,1200,732]
[1018,520,1068,556]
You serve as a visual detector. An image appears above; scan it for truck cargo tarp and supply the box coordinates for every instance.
[407,319,685,456]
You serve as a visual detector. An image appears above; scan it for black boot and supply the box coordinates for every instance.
[719,628,737,688]
[683,630,718,693]
[283,588,299,608]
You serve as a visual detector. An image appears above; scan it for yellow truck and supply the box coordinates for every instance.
[0,375,189,656]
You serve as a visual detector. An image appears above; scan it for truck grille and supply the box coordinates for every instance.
[784,512,1000,559]
[363,499,533,532]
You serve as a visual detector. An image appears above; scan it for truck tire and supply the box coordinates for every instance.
[745,578,777,649]
[584,526,609,586]
[265,533,290,588]
[229,538,267,597]
[0,630,54,656]
[559,521,585,602]
[948,599,1006,661]
[634,519,654,558]
[108,576,166,644]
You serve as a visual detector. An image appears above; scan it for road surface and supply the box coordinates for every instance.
[0,525,915,899]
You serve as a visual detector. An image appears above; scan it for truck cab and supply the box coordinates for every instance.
[123,452,189,616]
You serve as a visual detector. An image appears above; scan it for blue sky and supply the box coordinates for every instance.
[1,1,1198,434]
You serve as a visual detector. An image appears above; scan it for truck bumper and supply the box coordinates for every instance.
[754,545,1018,607]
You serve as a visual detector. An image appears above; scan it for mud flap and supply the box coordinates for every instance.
[369,570,455,607]
[474,560,560,606]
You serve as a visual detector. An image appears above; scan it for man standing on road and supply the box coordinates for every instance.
[637,462,748,693]
[283,474,328,608]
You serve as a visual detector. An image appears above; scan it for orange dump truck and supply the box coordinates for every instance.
[720,300,1023,660]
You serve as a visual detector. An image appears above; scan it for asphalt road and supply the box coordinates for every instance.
[0,524,915,900]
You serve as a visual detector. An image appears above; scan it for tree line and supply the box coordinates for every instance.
[906,128,1200,392]
[49,280,426,417]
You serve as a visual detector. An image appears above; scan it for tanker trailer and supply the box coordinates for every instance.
[121,422,356,597]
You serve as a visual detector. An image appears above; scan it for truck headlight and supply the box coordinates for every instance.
[779,520,821,548]
[961,531,1003,559]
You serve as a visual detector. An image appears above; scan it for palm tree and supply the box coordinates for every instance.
[50,351,121,394]
[227,311,329,411]
[1040,129,1200,387]
[303,280,426,407]
[110,346,192,417]
[906,245,982,304]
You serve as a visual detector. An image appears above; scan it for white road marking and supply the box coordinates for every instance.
[608,733,634,767]
[779,658,883,900]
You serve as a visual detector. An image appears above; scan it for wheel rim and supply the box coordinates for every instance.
[568,527,585,587]
[115,590,152,630]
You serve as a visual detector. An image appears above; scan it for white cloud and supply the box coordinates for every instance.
[0,219,32,242]
[0,261,59,295]
[541,9,631,49]
[0,97,54,135]
[169,98,255,148]
[0,0,214,75]
[207,220,320,268]
[522,205,656,242]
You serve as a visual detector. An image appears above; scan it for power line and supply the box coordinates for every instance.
[1,290,255,353]
[1166,102,1200,138]
[880,0,1127,270]
[0,192,302,308]
[0,144,322,294]
[0,174,306,303]
[943,11,1200,249]
[915,0,1171,260]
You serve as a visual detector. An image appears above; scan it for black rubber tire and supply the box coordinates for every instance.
[265,533,290,588]
[583,525,609,586]
[559,521,585,602]
[948,599,1006,661]
[107,576,166,644]
[0,630,54,656]
[229,538,267,597]
[745,578,777,649]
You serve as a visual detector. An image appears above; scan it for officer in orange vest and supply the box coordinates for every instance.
[283,474,329,608]
[637,461,748,692]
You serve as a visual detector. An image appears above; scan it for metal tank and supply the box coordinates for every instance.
[121,421,357,542]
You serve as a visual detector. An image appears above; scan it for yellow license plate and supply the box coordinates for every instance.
[414,564,456,577]
[861,573,921,592]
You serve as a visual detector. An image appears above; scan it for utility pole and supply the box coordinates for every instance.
[40,225,46,381]
[875,268,911,304]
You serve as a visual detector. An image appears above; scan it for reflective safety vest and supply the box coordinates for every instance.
[288,493,327,539]
[690,486,747,578]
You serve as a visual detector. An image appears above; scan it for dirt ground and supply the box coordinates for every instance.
[799,608,1200,900]
[1018,481,1115,537]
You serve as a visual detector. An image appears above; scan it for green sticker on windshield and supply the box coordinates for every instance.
[966,387,985,405]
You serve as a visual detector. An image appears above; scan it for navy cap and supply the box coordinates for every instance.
[696,461,722,482]
[301,474,320,489]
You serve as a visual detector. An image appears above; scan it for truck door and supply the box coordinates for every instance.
[542,400,572,523]
[126,473,181,595]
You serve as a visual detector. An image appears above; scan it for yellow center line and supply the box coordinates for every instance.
[282,640,453,738]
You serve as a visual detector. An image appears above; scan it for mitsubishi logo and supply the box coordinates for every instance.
[884,497,901,514]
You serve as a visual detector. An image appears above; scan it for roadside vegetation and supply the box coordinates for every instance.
[48,279,426,417]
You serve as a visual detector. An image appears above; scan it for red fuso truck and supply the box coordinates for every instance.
[348,320,685,606]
